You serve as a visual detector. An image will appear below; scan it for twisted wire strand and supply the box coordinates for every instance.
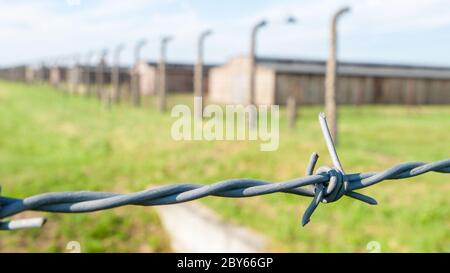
[1,157,448,229]
[1,113,449,230]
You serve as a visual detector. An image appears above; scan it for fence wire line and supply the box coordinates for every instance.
[1,113,449,230]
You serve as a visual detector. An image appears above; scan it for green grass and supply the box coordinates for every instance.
[0,80,449,252]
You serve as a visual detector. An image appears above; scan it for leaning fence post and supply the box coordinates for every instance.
[325,6,350,145]
[287,95,297,129]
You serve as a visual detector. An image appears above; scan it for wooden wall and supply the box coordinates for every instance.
[275,73,450,105]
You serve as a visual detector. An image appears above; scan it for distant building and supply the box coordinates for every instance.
[73,65,97,85]
[66,65,130,84]
[209,56,450,105]
[0,65,29,82]
[0,65,37,83]
[49,66,68,86]
[135,61,215,95]
[25,66,37,83]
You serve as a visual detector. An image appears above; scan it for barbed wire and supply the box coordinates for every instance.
[1,113,449,230]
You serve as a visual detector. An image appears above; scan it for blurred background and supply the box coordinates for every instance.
[0,0,449,252]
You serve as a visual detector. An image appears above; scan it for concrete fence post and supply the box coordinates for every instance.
[132,39,147,107]
[51,58,60,89]
[113,44,125,104]
[39,61,45,85]
[194,30,212,121]
[158,36,172,112]
[84,52,94,97]
[73,54,80,95]
[96,49,108,104]
[249,20,267,129]
[325,6,350,145]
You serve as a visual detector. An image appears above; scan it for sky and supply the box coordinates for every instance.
[1,0,450,67]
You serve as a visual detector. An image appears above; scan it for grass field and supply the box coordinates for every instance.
[0,80,449,252]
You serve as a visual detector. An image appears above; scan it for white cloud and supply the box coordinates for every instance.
[1,0,450,66]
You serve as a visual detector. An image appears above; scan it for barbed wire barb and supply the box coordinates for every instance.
[0,113,449,231]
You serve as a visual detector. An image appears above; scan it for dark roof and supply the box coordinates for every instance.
[145,61,217,70]
[77,65,130,72]
[257,57,450,79]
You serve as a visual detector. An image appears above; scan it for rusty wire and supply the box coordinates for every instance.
[1,113,449,230]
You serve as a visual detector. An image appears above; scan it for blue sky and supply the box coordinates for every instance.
[1,0,450,67]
